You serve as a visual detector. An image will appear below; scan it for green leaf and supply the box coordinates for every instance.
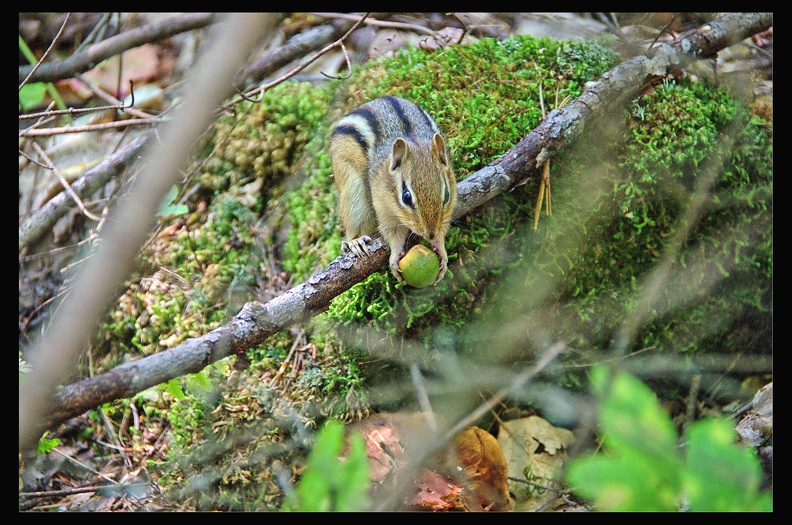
[163,378,185,400]
[185,370,213,395]
[292,419,370,511]
[157,185,189,219]
[19,35,69,116]
[568,367,683,510]
[567,448,679,511]
[333,432,371,511]
[19,82,46,110]
[37,431,61,455]
[568,367,772,511]
[684,418,772,511]
[598,368,680,462]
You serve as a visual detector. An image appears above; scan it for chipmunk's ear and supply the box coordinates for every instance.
[390,137,409,172]
[432,133,448,167]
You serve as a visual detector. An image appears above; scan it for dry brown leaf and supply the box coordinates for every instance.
[81,44,160,97]
[498,415,574,510]
[407,468,465,511]
[445,426,511,511]
[352,413,510,511]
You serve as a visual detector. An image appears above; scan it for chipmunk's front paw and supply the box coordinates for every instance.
[435,260,447,283]
[390,251,405,283]
[342,236,374,258]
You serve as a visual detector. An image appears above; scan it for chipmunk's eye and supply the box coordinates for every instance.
[401,182,414,208]
[443,182,450,205]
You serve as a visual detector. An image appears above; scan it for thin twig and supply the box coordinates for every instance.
[75,76,156,120]
[563,346,657,369]
[74,13,113,52]
[30,141,102,222]
[272,330,306,385]
[19,117,164,137]
[321,42,353,80]
[19,101,58,143]
[20,12,71,91]
[534,81,552,230]
[374,341,566,511]
[312,12,436,36]
[51,448,120,486]
[19,149,49,170]
[224,12,371,109]
[19,80,138,121]
[650,14,681,50]
[99,408,133,470]
[508,475,570,495]
[446,342,566,439]
[19,484,149,499]
[448,12,471,44]
[20,116,57,136]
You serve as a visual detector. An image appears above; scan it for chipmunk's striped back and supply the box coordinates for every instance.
[331,96,442,162]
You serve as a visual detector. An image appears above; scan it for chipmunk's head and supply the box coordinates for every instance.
[388,132,456,247]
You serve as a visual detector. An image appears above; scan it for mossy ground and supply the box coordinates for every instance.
[90,33,770,510]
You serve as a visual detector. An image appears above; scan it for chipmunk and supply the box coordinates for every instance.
[330,96,457,283]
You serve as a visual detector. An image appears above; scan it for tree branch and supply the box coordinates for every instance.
[27,12,772,443]
[233,14,379,90]
[19,13,281,453]
[669,12,773,59]
[18,13,218,84]
[18,132,152,251]
[226,13,372,108]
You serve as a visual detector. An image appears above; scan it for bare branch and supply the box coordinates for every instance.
[19,14,281,452]
[234,13,394,91]
[23,12,773,446]
[312,12,437,36]
[29,141,102,222]
[19,132,151,251]
[226,14,378,101]
[229,13,372,106]
[18,13,217,84]
[19,117,164,137]
[19,79,146,121]
[670,12,773,59]
[19,13,71,90]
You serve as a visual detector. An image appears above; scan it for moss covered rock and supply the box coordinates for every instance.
[94,32,771,510]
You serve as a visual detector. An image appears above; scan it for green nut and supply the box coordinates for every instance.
[398,245,440,288]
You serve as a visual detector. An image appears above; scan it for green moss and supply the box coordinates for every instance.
[201,81,334,209]
[624,78,736,190]
[166,393,210,451]
[93,30,771,510]
[325,35,622,351]
[350,36,620,173]
[98,196,262,358]
[469,77,772,359]
[280,148,342,279]
[606,79,771,350]
[321,38,770,378]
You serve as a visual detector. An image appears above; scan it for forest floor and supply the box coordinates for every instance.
[19,13,772,511]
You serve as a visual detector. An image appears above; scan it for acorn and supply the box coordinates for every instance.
[398,244,440,288]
